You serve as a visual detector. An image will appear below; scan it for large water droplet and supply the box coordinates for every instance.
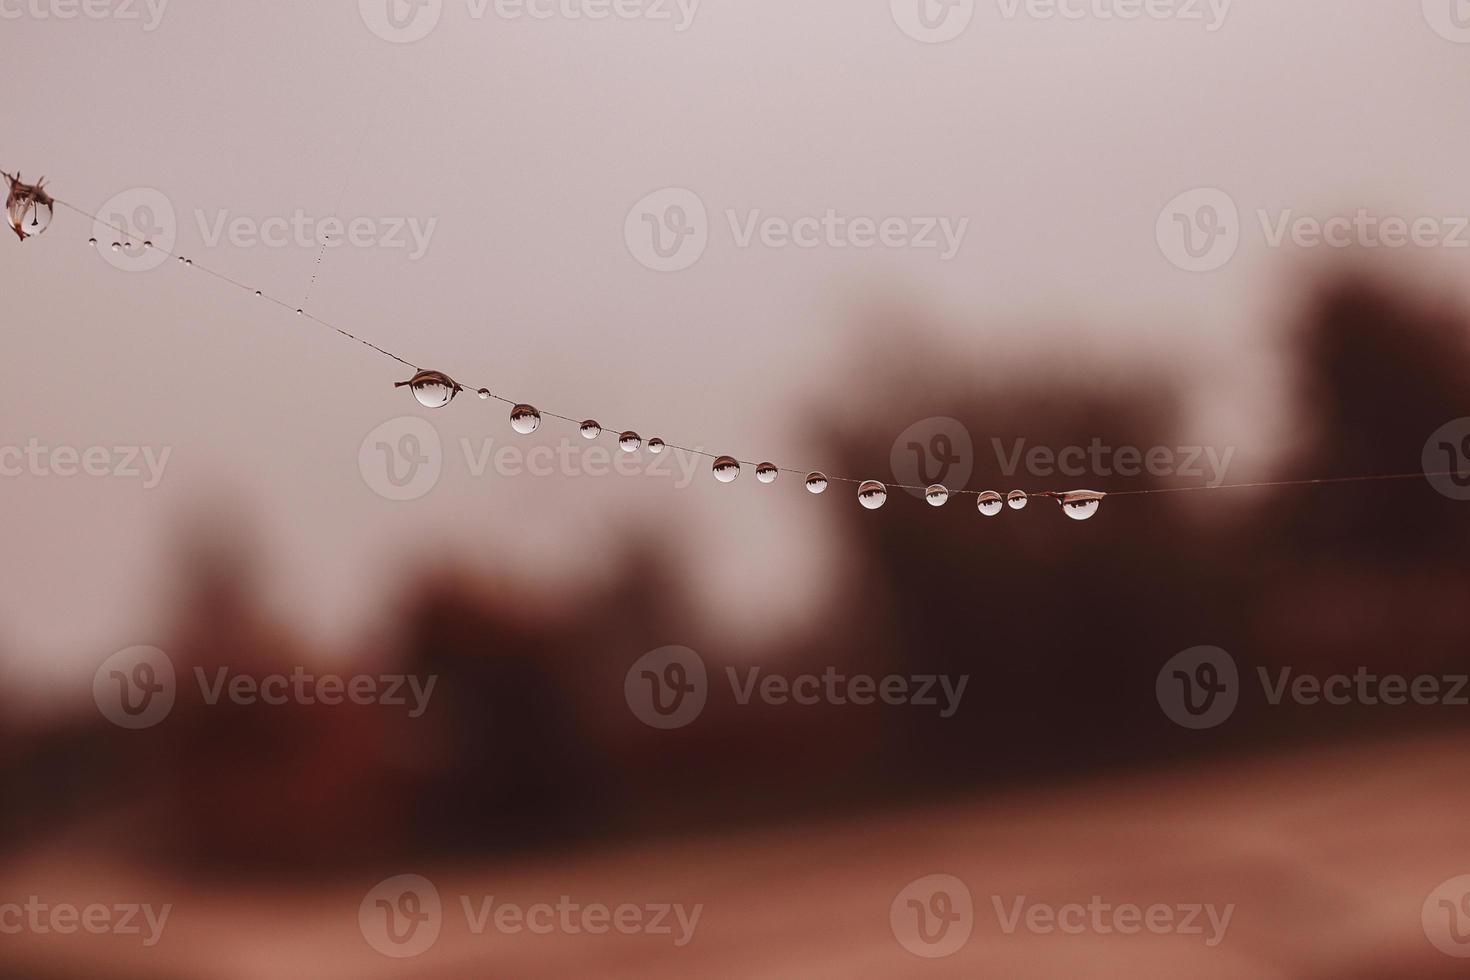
[756,463,778,484]
[977,491,1003,517]
[510,404,541,434]
[925,485,950,507]
[713,456,740,483]
[619,431,642,453]
[396,369,460,409]
[647,438,665,454]
[858,480,888,510]
[1007,490,1028,510]
[580,420,601,439]
[1060,490,1105,521]
[477,388,491,400]
[805,472,828,494]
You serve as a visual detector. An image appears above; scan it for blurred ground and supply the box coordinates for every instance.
[1,728,1466,979]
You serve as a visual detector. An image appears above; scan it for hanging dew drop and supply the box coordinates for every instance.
[619,432,642,453]
[510,404,541,434]
[805,472,829,494]
[88,237,98,248]
[395,369,460,409]
[925,485,950,507]
[858,481,888,510]
[1007,490,1028,510]
[712,456,740,483]
[477,389,490,400]
[580,420,602,439]
[647,438,665,455]
[756,463,778,484]
[977,491,1004,517]
[1060,490,1105,521]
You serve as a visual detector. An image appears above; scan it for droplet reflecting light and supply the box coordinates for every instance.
[510,404,542,434]
[925,485,950,507]
[647,438,665,454]
[1060,490,1105,521]
[713,456,740,483]
[858,480,888,510]
[805,472,829,494]
[395,369,460,409]
[580,420,602,439]
[977,491,1003,517]
[619,431,642,453]
[1007,490,1028,510]
[756,463,778,484]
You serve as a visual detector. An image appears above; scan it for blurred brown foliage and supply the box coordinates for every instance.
[3,270,1468,876]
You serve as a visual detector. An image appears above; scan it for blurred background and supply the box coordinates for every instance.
[3,1,1470,976]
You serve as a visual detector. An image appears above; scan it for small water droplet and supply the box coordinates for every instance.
[477,388,491,400]
[619,431,642,453]
[177,256,186,264]
[858,481,888,510]
[510,404,541,434]
[1007,490,1028,510]
[647,438,665,454]
[185,258,193,267]
[142,240,153,250]
[253,289,262,297]
[925,485,950,507]
[712,456,740,483]
[977,491,1003,517]
[580,420,601,439]
[396,369,460,409]
[110,242,121,252]
[756,463,778,484]
[296,309,304,316]
[805,472,829,494]
[87,237,97,247]
[1060,490,1105,521]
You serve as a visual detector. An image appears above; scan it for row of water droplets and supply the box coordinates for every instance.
[397,369,1104,520]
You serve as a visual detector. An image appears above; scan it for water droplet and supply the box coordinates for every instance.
[977,491,1003,517]
[858,481,888,510]
[143,240,153,250]
[395,369,460,409]
[713,456,740,483]
[1007,490,1028,510]
[805,472,829,494]
[510,404,541,434]
[87,237,98,247]
[476,388,490,400]
[110,242,121,252]
[185,258,193,267]
[253,289,262,297]
[1060,490,1105,521]
[295,308,304,316]
[756,463,778,484]
[177,256,186,264]
[647,438,665,454]
[579,420,601,439]
[925,485,950,507]
[619,431,642,453]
